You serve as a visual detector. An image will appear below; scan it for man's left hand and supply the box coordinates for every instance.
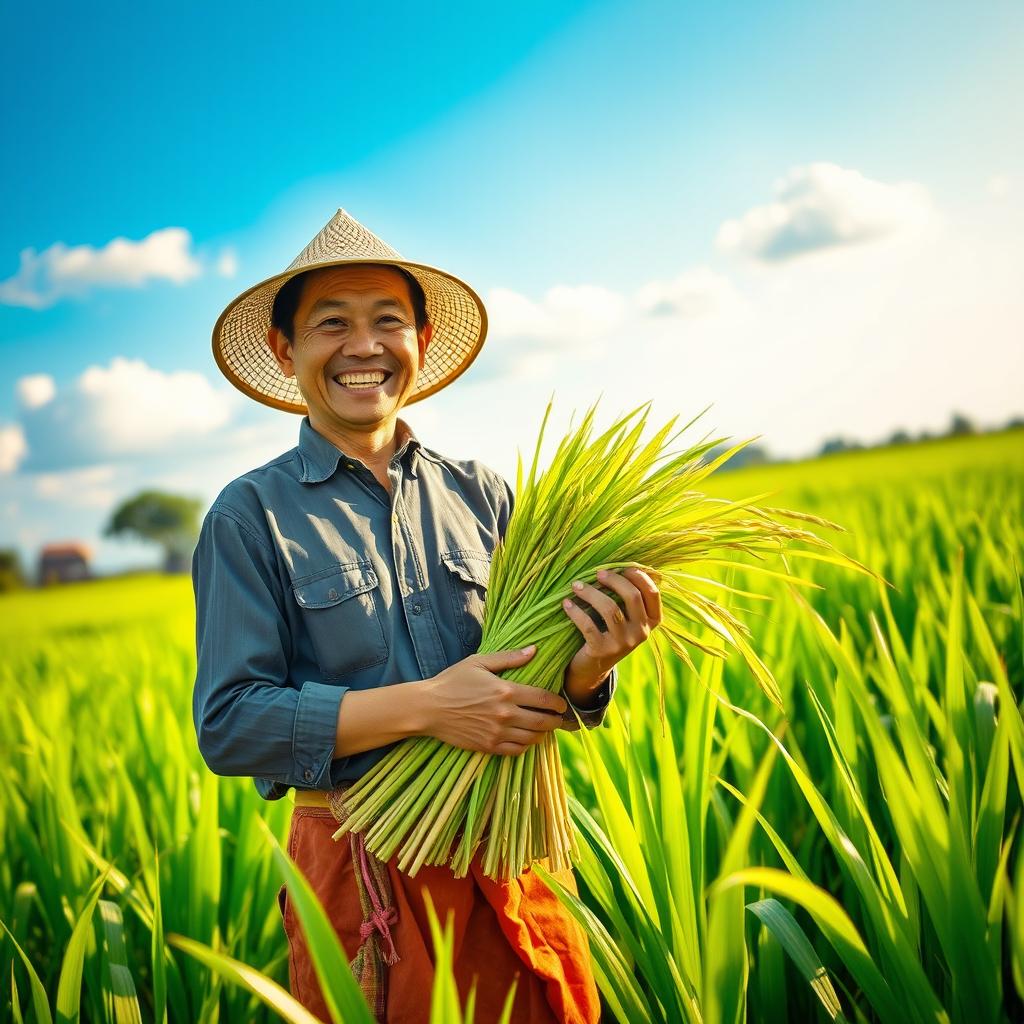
[561,567,662,707]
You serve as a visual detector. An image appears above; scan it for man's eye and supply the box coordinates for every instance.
[379,315,402,325]
[320,317,345,328]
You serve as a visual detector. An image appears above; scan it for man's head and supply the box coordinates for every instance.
[266,263,434,438]
[213,209,486,414]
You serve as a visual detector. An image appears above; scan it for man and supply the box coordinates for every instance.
[192,209,662,1022]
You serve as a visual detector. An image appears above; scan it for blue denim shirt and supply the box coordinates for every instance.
[191,415,615,800]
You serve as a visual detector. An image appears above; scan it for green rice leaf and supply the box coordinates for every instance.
[55,869,109,1024]
[98,900,143,1024]
[0,916,54,1024]
[746,898,846,1022]
[713,869,906,1024]
[167,934,326,1024]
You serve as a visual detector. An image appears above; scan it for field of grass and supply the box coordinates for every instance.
[2,427,1022,1022]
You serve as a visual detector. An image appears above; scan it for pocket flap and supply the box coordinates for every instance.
[292,562,379,609]
[441,550,491,588]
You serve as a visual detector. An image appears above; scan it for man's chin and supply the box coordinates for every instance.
[321,394,401,427]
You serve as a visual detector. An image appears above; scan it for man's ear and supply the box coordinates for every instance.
[266,326,295,378]
[417,322,433,372]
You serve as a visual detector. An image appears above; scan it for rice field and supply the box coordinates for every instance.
[2,427,1022,1023]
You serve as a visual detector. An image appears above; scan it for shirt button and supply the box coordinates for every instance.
[412,602,422,615]
[304,769,313,781]
[327,588,338,601]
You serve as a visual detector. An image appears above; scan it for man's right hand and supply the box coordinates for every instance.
[419,645,568,756]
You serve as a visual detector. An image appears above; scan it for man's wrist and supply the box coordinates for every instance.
[562,667,616,729]
[403,678,435,737]
[562,663,613,710]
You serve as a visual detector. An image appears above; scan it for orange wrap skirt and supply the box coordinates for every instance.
[279,804,601,1024]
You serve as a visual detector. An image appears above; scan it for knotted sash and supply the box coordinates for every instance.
[326,784,400,1020]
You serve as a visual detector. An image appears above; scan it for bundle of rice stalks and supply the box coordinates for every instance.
[333,399,869,880]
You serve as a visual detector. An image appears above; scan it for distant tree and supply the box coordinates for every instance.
[0,548,26,592]
[104,490,203,574]
[886,429,912,446]
[948,412,976,437]
[819,436,863,456]
[1006,415,1024,430]
[707,441,772,471]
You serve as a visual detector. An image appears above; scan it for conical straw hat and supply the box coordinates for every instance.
[212,208,488,412]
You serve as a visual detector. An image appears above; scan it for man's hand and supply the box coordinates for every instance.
[420,646,568,756]
[561,567,662,707]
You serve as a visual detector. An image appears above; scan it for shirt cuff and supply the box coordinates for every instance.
[292,681,347,788]
[562,666,616,729]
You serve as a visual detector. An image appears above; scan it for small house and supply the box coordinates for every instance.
[38,542,92,585]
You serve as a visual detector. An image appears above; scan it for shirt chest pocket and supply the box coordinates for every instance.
[441,549,491,653]
[291,561,389,678]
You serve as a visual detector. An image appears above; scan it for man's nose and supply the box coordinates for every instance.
[343,321,384,355]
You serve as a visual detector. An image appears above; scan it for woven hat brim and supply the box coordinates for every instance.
[212,258,488,414]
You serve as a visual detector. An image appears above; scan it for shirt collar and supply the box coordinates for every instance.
[298,415,425,484]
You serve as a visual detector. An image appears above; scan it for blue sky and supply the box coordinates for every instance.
[2,1,1022,571]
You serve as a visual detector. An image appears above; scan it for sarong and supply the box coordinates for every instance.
[278,804,601,1023]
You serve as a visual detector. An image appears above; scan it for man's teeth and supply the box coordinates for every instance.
[334,372,387,388]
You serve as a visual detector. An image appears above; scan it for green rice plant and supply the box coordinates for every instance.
[2,809,515,1024]
[539,438,1023,1023]
[535,627,852,1024]
[713,565,1024,1023]
[0,602,294,1023]
[172,817,376,1024]
[335,398,867,880]
[2,428,1021,1021]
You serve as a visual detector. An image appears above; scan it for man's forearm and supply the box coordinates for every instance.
[334,681,430,757]
[333,657,609,762]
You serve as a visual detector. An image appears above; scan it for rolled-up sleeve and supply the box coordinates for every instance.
[191,502,345,788]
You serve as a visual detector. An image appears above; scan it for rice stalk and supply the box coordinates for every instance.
[335,396,869,879]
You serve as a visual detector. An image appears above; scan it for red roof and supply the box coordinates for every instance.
[40,542,92,560]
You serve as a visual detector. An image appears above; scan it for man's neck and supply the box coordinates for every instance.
[309,414,414,472]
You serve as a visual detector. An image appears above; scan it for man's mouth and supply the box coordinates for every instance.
[332,370,393,390]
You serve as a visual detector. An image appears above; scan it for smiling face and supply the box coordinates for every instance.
[267,264,433,442]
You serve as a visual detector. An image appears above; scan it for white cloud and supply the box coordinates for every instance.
[488,271,739,346]
[487,284,626,344]
[20,357,236,471]
[987,174,1011,199]
[635,267,739,318]
[216,248,239,277]
[716,162,934,261]
[17,373,56,409]
[0,227,202,309]
[34,465,118,508]
[474,269,743,383]
[0,424,27,473]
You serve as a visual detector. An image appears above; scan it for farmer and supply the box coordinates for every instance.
[191,209,663,1023]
